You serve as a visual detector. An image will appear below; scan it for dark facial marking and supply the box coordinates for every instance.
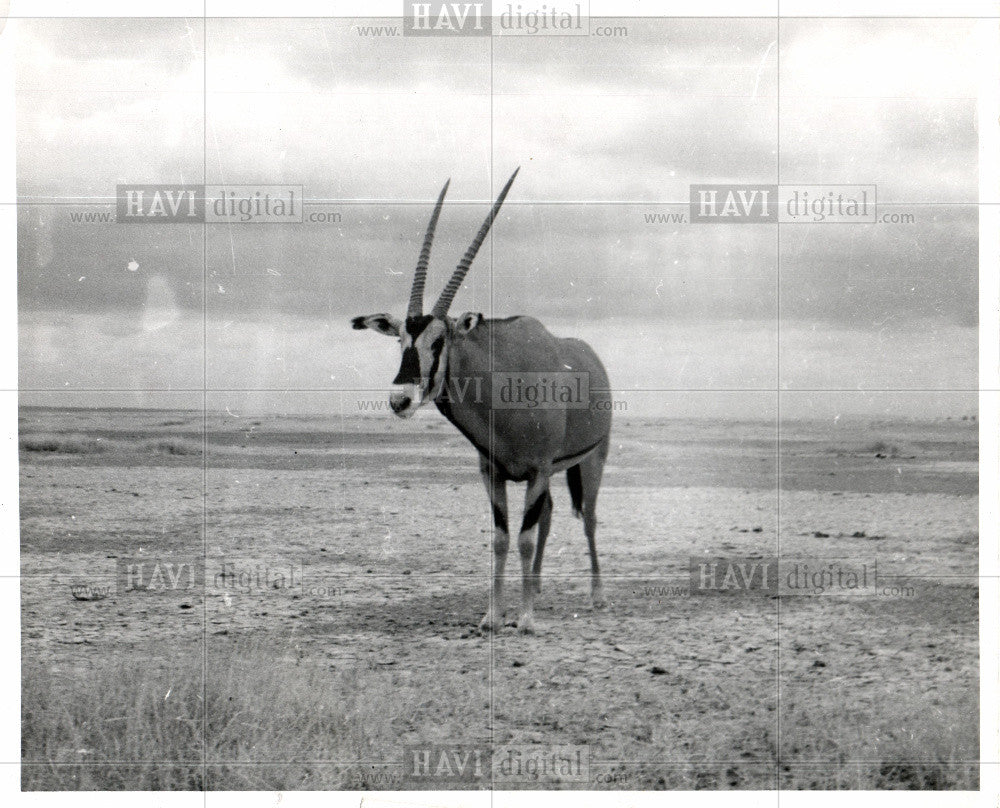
[393,347,421,385]
[405,315,435,339]
[425,335,446,385]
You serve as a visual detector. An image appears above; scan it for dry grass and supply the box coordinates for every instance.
[21,648,980,791]
[22,639,487,790]
[19,434,110,454]
[19,433,202,457]
[779,685,979,790]
[22,657,203,789]
[138,438,203,456]
[487,674,978,790]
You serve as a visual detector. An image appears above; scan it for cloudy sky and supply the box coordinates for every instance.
[16,17,980,417]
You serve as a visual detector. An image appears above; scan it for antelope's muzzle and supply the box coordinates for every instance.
[389,385,422,417]
[389,392,410,415]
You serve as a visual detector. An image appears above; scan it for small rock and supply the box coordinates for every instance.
[71,588,107,602]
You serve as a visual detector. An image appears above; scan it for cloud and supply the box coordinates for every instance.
[780,19,979,100]
[779,206,977,327]
[14,17,980,408]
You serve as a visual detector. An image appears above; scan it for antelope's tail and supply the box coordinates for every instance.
[566,464,584,519]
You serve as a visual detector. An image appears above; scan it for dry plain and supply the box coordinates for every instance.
[20,407,978,790]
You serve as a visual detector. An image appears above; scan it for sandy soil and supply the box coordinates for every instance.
[20,407,979,789]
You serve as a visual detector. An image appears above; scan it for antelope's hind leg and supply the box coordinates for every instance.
[583,506,605,609]
[478,462,509,633]
[531,491,553,595]
[579,439,610,609]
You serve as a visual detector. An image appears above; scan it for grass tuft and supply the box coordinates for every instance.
[19,434,110,454]
[19,433,203,457]
[23,639,487,790]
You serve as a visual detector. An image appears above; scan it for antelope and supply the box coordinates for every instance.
[351,169,612,633]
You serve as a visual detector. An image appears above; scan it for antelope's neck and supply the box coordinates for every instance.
[433,338,498,467]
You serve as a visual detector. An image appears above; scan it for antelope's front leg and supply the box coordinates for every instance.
[516,475,550,634]
[479,467,508,632]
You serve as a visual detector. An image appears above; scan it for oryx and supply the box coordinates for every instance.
[351,169,612,633]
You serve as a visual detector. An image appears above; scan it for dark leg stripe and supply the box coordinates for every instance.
[520,490,548,534]
[492,503,508,534]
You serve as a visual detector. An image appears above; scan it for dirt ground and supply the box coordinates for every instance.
[20,407,979,789]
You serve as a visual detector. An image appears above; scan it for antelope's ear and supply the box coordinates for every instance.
[351,313,401,337]
[454,312,483,335]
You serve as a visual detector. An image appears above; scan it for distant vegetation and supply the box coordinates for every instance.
[19,435,109,455]
[19,434,202,457]
[863,440,908,457]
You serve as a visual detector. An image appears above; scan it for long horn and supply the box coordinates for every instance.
[408,179,450,318]
[431,168,519,318]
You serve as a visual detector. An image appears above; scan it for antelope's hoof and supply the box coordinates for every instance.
[516,613,535,634]
[591,592,607,610]
[478,613,501,633]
